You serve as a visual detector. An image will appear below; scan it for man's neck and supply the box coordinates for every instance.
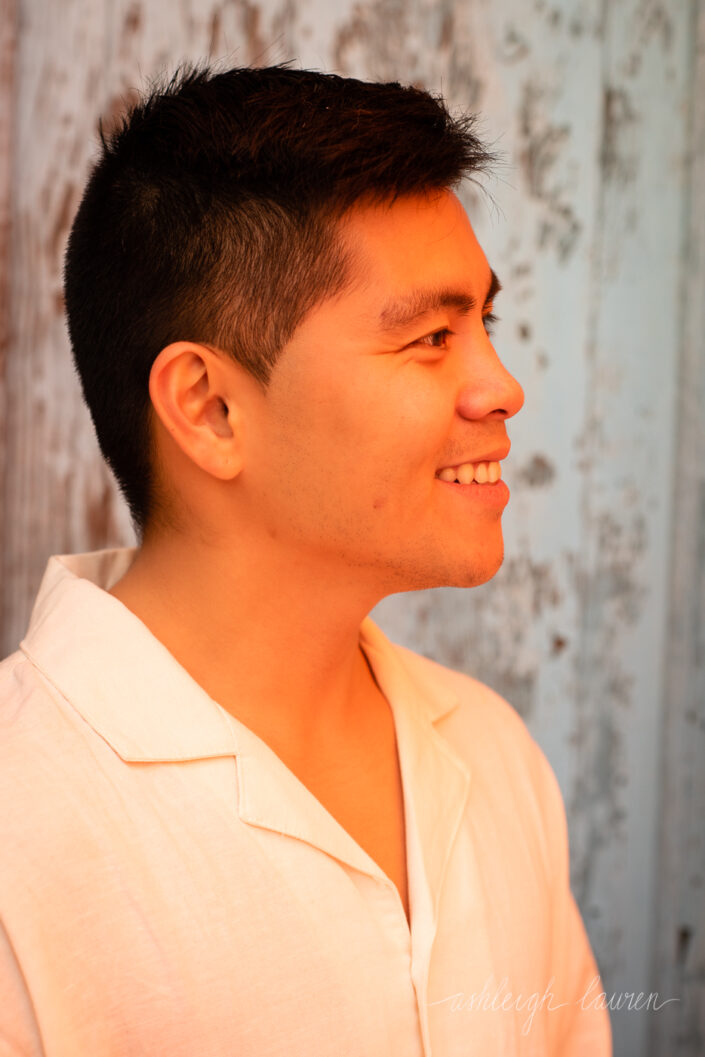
[107,532,384,762]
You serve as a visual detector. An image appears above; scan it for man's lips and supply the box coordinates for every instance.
[436,445,510,474]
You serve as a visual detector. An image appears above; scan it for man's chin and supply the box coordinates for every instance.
[438,534,506,590]
[444,554,504,590]
[390,544,505,594]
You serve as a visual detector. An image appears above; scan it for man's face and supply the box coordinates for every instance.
[239,189,524,597]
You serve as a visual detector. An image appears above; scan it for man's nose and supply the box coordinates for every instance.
[454,337,525,422]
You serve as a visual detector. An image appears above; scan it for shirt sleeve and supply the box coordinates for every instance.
[0,916,44,1057]
[532,743,613,1057]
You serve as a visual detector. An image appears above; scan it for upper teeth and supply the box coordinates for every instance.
[437,461,501,484]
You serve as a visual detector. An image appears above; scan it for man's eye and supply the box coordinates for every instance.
[414,312,499,349]
[416,328,452,350]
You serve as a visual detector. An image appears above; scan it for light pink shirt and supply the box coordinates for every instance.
[0,549,611,1056]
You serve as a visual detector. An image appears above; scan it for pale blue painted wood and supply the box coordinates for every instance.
[360,2,700,1054]
[650,1,705,1053]
[1,2,702,1055]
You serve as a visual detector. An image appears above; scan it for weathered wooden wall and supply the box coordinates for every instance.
[1,2,702,1055]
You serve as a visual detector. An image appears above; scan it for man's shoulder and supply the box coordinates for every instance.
[0,644,100,805]
[0,646,39,722]
[0,647,67,759]
[389,636,536,745]
[0,649,70,852]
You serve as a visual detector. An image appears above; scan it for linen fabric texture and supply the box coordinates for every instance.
[0,549,611,1056]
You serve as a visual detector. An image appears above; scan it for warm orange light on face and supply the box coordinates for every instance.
[236,190,524,598]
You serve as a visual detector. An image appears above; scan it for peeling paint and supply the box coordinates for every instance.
[518,78,582,260]
[517,453,556,488]
[551,633,568,656]
[518,79,570,199]
[118,2,143,62]
[497,24,530,65]
[209,7,223,55]
[517,454,558,486]
[676,925,693,966]
[123,3,142,37]
[537,204,581,260]
[332,0,483,107]
[601,86,639,185]
[586,511,648,626]
[439,9,454,50]
[236,0,267,64]
[386,554,567,727]
[634,0,674,53]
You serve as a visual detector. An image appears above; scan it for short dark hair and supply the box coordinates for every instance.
[63,63,496,536]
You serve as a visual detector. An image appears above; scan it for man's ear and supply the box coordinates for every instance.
[148,342,244,481]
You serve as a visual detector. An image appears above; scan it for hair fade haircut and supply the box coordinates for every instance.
[63,62,496,536]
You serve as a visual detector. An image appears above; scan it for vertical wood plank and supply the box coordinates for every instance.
[0,0,17,624]
[564,0,691,1036]
[363,2,698,1053]
[651,1,705,1053]
[1,0,134,656]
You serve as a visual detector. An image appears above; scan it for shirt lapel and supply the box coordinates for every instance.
[21,550,471,915]
[20,550,237,762]
[358,619,472,922]
[358,618,472,1045]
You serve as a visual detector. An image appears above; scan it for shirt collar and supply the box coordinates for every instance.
[21,547,469,922]
[20,548,460,765]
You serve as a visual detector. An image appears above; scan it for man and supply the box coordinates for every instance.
[0,65,611,1055]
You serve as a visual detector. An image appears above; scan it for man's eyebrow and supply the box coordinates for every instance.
[485,269,502,305]
[376,269,502,333]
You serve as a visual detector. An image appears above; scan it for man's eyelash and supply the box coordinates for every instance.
[415,311,500,349]
[484,311,499,336]
[417,328,453,349]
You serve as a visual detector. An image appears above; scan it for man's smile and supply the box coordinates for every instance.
[436,460,502,484]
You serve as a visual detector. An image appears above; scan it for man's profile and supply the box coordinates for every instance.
[0,64,611,1055]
